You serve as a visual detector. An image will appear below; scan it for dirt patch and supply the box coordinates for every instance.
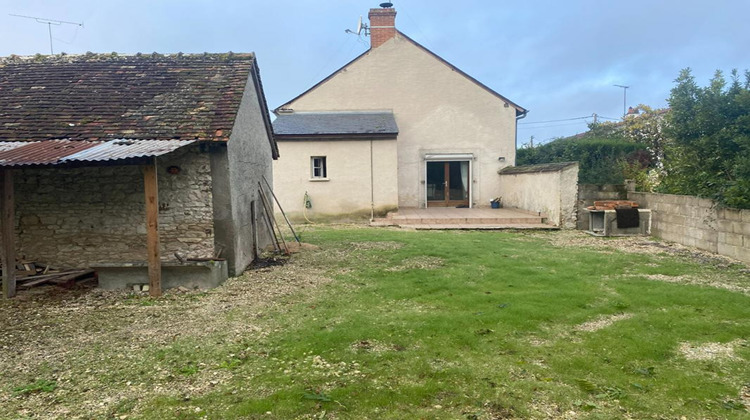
[346,241,404,251]
[284,242,320,253]
[678,339,746,361]
[632,273,750,295]
[276,353,364,392]
[740,385,750,411]
[529,230,746,269]
[386,256,444,271]
[529,313,633,347]
[350,339,405,354]
[528,400,581,420]
[574,313,633,332]
[530,230,750,296]
[249,255,288,269]
[525,336,551,347]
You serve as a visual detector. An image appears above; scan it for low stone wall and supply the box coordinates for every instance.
[9,146,215,268]
[498,162,579,228]
[629,192,750,264]
[577,184,629,230]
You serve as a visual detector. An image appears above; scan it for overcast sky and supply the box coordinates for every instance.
[1,0,748,145]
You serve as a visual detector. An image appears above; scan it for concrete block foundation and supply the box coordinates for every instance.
[93,261,228,291]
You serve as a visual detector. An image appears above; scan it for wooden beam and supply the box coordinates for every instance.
[1,169,15,299]
[143,160,162,297]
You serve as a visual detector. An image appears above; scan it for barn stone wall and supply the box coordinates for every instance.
[10,145,215,268]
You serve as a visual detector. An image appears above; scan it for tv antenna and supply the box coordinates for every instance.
[345,16,368,36]
[613,84,630,117]
[9,14,84,55]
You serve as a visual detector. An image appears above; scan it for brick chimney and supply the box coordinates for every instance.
[369,5,397,49]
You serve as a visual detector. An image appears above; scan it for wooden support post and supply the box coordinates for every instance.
[1,169,15,299]
[143,160,162,297]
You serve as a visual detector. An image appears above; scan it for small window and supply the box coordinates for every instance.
[311,156,327,179]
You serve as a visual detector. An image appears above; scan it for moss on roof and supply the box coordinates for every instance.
[0,53,257,142]
[498,162,578,175]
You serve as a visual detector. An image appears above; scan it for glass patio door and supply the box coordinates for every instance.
[426,161,469,207]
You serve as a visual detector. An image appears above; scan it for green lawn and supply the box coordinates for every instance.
[2,227,749,419]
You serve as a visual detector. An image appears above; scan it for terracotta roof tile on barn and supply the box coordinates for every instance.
[0,53,257,142]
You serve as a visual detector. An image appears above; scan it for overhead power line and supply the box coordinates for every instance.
[517,121,591,130]
[518,115,593,125]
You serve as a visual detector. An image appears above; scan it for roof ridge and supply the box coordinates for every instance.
[0,52,255,65]
[395,31,526,114]
[290,110,394,115]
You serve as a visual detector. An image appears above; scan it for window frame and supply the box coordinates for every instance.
[310,156,328,180]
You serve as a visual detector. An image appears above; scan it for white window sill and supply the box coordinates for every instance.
[309,178,330,182]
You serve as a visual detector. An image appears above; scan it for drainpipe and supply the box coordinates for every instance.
[515,109,529,159]
[370,139,375,222]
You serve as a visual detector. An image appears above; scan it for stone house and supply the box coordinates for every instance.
[0,53,278,297]
[272,4,527,220]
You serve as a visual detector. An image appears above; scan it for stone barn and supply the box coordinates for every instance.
[0,53,278,298]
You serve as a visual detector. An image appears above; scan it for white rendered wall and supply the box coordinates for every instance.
[283,35,518,208]
[273,139,398,220]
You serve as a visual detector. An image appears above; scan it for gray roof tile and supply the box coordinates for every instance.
[273,111,398,137]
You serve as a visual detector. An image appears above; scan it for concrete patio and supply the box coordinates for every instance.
[371,207,559,230]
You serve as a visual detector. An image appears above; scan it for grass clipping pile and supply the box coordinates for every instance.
[0,247,331,419]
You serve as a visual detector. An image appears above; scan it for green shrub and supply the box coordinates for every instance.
[517,137,651,184]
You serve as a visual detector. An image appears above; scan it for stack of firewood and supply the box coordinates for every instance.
[0,261,96,289]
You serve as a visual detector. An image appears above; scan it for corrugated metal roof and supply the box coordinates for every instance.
[0,140,101,166]
[0,142,27,153]
[0,139,197,167]
[273,111,398,137]
[62,139,197,162]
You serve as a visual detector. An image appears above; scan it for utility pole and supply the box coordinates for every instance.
[614,84,629,117]
[592,113,598,124]
[9,14,83,55]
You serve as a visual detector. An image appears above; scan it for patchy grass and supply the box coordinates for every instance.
[1,227,749,419]
[12,379,57,396]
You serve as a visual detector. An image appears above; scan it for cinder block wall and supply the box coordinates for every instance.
[8,146,215,268]
[628,192,750,264]
[577,184,629,230]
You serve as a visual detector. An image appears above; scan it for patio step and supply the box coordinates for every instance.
[371,207,557,230]
[398,223,559,230]
[385,216,546,225]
